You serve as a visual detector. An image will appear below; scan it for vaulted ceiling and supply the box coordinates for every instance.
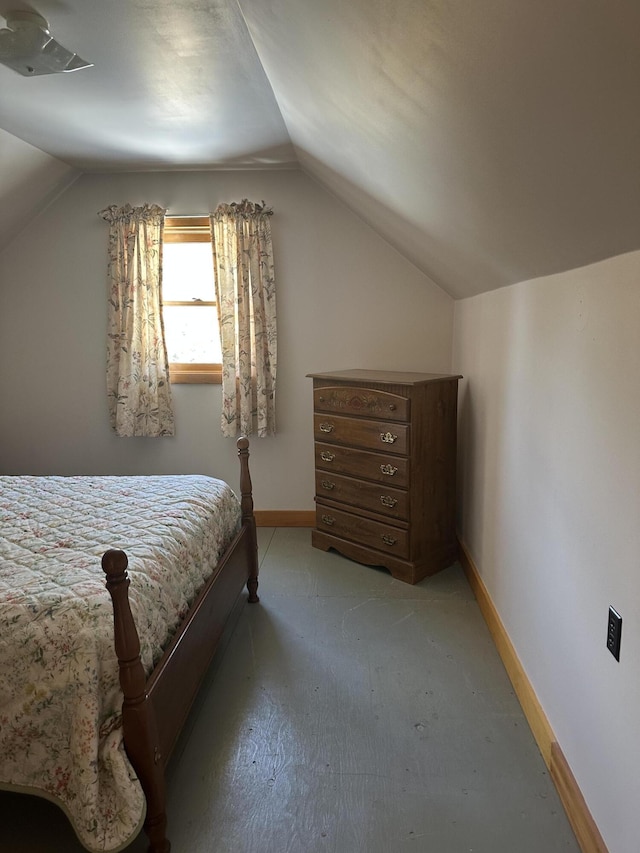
[1,0,638,298]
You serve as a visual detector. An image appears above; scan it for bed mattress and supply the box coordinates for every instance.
[0,474,241,852]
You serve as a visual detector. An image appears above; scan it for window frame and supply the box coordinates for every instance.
[163,215,222,385]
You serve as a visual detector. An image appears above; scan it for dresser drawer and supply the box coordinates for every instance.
[313,414,409,455]
[314,442,410,488]
[316,503,409,559]
[315,471,409,520]
[314,386,409,422]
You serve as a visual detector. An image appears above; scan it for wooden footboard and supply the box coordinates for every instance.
[102,437,260,853]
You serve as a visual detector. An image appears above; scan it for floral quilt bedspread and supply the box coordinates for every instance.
[0,474,241,852]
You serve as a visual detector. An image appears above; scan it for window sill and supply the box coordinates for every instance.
[169,363,222,384]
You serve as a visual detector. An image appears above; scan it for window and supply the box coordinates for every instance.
[162,216,222,384]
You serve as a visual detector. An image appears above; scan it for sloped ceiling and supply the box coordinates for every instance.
[0,0,638,298]
[0,128,79,252]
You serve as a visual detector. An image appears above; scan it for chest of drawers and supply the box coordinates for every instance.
[307,369,461,585]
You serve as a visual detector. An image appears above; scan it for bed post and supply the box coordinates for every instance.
[237,436,259,603]
[102,549,171,853]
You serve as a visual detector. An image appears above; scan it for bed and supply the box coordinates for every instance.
[0,437,259,853]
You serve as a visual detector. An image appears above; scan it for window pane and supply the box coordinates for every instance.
[162,242,215,301]
[163,305,222,363]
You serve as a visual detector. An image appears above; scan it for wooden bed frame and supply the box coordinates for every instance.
[102,436,259,853]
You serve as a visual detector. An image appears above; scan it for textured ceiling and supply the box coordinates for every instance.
[0,0,638,297]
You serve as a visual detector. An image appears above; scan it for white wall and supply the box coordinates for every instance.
[0,168,453,509]
[453,250,640,853]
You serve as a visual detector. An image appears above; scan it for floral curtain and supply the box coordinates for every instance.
[210,200,277,437]
[99,203,175,437]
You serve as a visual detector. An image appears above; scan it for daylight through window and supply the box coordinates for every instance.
[162,216,222,383]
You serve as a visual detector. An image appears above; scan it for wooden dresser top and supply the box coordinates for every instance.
[307,369,462,386]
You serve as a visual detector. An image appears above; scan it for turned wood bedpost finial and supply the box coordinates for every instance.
[237,436,253,521]
[102,547,129,586]
[237,436,259,604]
[102,549,142,668]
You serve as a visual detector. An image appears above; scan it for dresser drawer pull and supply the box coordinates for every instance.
[381,534,397,546]
[320,451,335,462]
[380,464,398,476]
[321,480,336,491]
[319,422,334,433]
[380,495,398,508]
[380,432,398,444]
[321,514,335,526]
